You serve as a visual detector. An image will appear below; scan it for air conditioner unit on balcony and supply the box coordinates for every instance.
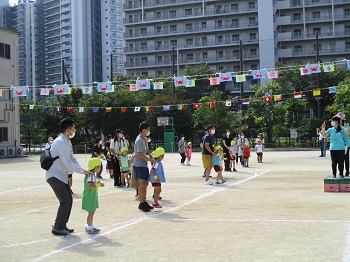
[7,147,16,158]
[16,147,24,156]
[0,147,7,158]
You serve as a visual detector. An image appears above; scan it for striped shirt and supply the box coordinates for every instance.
[46,133,85,184]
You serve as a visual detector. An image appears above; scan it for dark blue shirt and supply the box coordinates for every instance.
[202,134,215,155]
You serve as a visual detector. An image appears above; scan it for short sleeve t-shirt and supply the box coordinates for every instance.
[202,134,214,155]
[326,127,346,150]
[222,136,233,151]
[119,155,129,172]
[133,135,148,167]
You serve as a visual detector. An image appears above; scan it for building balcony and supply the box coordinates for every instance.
[123,0,203,10]
[305,0,332,6]
[305,14,332,23]
[279,47,350,58]
[334,0,350,4]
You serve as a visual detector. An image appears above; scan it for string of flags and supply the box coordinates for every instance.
[17,84,347,113]
[1,60,349,98]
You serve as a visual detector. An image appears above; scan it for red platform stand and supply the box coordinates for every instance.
[340,184,350,192]
[324,183,340,192]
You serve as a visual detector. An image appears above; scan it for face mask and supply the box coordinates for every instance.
[181,137,184,140]
[331,121,335,127]
[241,136,244,139]
[146,130,150,136]
[226,132,230,136]
[69,132,75,139]
[210,129,215,135]
[118,133,123,138]
[148,138,151,143]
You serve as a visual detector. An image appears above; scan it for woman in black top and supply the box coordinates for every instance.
[222,130,233,171]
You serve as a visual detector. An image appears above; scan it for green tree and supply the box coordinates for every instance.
[325,77,350,122]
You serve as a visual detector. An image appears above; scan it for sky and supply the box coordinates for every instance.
[9,0,17,6]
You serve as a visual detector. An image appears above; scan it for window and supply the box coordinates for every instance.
[156,26,161,33]
[157,56,162,63]
[186,38,193,46]
[156,41,162,49]
[186,54,194,61]
[345,9,350,17]
[249,17,257,26]
[250,48,257,56]
[141,57,148,65]
[218,36,223,43]
[293,13,301,21]
[140,28,147,35]
[218,51,223,58]
[232,34,239,41]
[313,43,322,51]
[156,12,161,19]
[312,0,319,3]
[202,37,207,45]
[0,127,8,142]
[217,20,222,29]
[185,23,193,31]
[231,3,238,11]
[313,28,321,35]
[250,33,257,40]
[169,10,176,18]
[294,45,302,52]
[202,52,207,60]
[170,25,177,32]
[141,42,147,50]
[251,64,258,70]
[170,40,177,47]
[233,50,239,58]
[248,2,255,9]
[346,25,350,34]
[0,43,10,59]
[294,29,302,37]
[232,19,239,27]
[157,71,163,76]
[185,9,192,16]
[202,22,206,29]
[312,11,320,20]
[346,42,350,51]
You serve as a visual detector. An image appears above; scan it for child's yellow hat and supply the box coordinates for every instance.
[244,142,249,146]
[231,140,236,146]
[151,147,165,158]
[214,145,223,151]
[120,147,128,153]
[256,139,261,143]
[187,142,192,145]
[88,158,102,170]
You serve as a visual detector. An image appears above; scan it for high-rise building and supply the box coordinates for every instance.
[123,0,350,94]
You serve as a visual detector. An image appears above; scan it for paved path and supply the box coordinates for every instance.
[0,151,349,262]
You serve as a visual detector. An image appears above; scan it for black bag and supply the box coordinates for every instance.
[40,146,59,170]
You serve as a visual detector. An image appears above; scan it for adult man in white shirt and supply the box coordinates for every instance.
[46,118,92,235]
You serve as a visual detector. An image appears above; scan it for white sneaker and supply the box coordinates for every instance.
[204,180,213,185]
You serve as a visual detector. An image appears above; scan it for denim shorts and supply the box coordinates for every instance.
[133,166,149,181]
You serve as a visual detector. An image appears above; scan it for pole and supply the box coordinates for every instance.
[110,53,113,82]
[62,60,65,84]
[177,49,180,76]
[316,32,321,118]
[172,46,175,95]
[239,40,243,99]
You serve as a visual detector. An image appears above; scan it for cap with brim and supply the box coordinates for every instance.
[214,145,223,151]
[231,141,236,145]
[120,147,128,153]
[332,115,341,121]
[187,142,192,145]
[244,142,249,146]
[336,113,346,121]
[115,129,124,134]
[151,148,165,158]
[88,158,102,170]
[48,137,54,141]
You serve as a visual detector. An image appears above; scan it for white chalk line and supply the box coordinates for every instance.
[161,218,350,223]
[35,170,269,260]
[343,224,350,262]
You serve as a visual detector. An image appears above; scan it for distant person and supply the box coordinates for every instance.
[255,139,263,163]
[45,136,54,149]
[104,135,114,178]
[91,137,104,179]
[243,142,251,167]
[337,112,350,176]
[202,124,216,185]
[46,118,92,236]
[212,146,226,184]
[178,135,187,165]
[222,129,233,171]
[148,147,166,208]
[110,129,127,187]
[186,142,192,166]
[229,140,237,172]
[237,132,248,167]
[316,126,325,157]
[119,147,131,187]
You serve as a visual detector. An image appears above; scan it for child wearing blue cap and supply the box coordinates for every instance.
[82,158,104,234]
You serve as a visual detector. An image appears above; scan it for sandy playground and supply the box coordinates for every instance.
[0,150,349,262]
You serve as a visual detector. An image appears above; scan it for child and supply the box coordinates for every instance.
[229,141,237,172]
[243,142,251,167]
[148,148,166,208]
[68,172,74,194]
[119,147,130,187]
[186,142,192,166]
[255,139,263,163]
[212,145,226,184]
[106,152,114,178]
[82,158,104,234]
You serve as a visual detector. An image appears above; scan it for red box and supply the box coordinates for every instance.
[340,184,350,192]
[324,183,340,192]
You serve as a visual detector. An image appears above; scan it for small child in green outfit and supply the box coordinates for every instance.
[119,147,130,187]
[82,158,104,234]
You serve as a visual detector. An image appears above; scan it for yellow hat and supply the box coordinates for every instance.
[244,142,249,146]
[88,158,102,170]
[120,147,128,153]
[256,139,261,143]
[187,142,192,145]
[231,140,236,146]
[214,145,223,151]
[151,147,165,158]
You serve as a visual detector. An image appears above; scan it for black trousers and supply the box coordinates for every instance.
[330,150,345,176]
[112,157,121,186]
[47,177,73,230]
[223,149,230,171]
[180,152,186,163]
[345,147,349,175]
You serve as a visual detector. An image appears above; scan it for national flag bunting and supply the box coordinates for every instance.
[42,106,47,111]
[274,95,282,102]
[328,87,336,94]
[121,107,126,113]
[263,96,272,103]
[313,89,321,96]
[105,107,112,113]
[67,107,73,113]
[209,102,216,108]
[193,103,201,109]
[40,88,50,96]
[209,77,220,85]
[294,92,302,99]
[323,64,334,73]
[134,107,140,112]
[92,107,98,113]
[300,67,310,76]
[225,101,232,107]
[29,105,34,110]
[79,107,84,112]
[163,105,170,111]
[145,106,152,112]
[242,98,250,105]
[177,104,185,110]
[56,106,61,112]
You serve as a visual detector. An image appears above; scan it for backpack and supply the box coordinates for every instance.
[40,145,59,170]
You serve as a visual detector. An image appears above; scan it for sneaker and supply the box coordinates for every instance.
[86,227,100,234]
[152,202,163,208]
[65,226,74,233]
[144,201,154,209]
[138,202,150,212]
[204,180,213,185]
[333,175,336,178]
[233,168,237,172]
[340,174,344,178]
[345,172,349,177]
[52,227,69,236]
[97,175,103,179]
[222,179,227,184]
[187,163,191,166]
[215,181,222,184]
[135,195,139,200]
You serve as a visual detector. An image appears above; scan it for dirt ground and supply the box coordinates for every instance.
[0,151,349,262]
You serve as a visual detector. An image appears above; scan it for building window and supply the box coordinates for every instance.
[0,127,8,142]
[313,28,321,35]
[156,41,161,49]
[345,9,350,17]
[185,9,192,16]
[141,57,148,66]
[169,10,176,18]
[157,71,163,76]
[250,49,257,56]
[186,38,193,46]
[293,13,301,21]
[157,56,162,62]
[231,3,238,11]
[170,40,177,47]
[233,50,239,58]
[251,64,258,70]
[248,2,255,9]
[312,0,319,3]
[313,43,322,51]
[156,12,161,18]
[312,11,320,20]
[293,29,302,37]
[0,43,10,59]
[249,17,257,26]
[217,20,222,29]
[202,52,207,60]
[346,42,350,51]
[217,36,223,43]
[346,25,350,34]
[218,51,223,58]
[186,54,193,61]
[170,25,177,32]
[232,19,239,27]
[250,33,257,40]
[185,23,193,31]
[140,28,147,35]
[202,37,207,45]
[141,42,147,50]
[294,45,302,52]
[232,34,239,41]
[156,26,161,33]
[202,22,206,29]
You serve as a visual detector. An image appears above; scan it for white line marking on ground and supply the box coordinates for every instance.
[343,224,350,262]
[160,218,350,223]
[0,185,46,195]
[35,170,269,261]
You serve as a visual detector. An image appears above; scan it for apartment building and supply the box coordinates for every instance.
[123,0,350,93]
[0,27,22,158]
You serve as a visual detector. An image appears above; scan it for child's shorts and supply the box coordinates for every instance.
[257,153,263,156]
[106,160,113,169]
[230,155,235,160]
[243,156,250,160]
[68,173,72,178]
[214,165,222,172]
[151,182,161,187]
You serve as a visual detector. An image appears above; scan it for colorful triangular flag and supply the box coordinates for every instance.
[294,91,302,99]
[274,95,282,102]
[328,87,337,94]
[313,89,321,96]
[145,106,152,112]
[106,107,112,113]
[67,107,73,113]
[79,107,84,112]
[177,104,185,110]
[209,102,216,108]
[323,63,334,73]
[134,107,141,112]
[225,101,232,107]
[193,103,201,109]
[56,106,61,112]
[42,106,47,111]
[209,77,220,85]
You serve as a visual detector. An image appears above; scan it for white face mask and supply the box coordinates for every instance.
[331,121,335,127]
[69,132,75,139]
[226,132,230,136]
[241,135,244,139]
[146,130,150,136]
[148,138,151,143]
[181,137,185,140]
[210,129,215,135]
